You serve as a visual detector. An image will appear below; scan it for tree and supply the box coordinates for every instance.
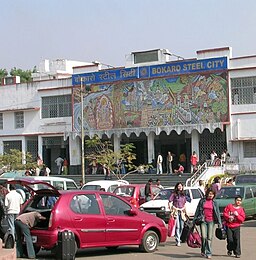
[10,67,33,83]
[85,135,139,179]
[0,68,8,83]
[0,149,37,171]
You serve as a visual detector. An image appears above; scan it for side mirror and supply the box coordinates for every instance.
[127,209,137,216]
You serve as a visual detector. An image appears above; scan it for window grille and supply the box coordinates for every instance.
[42,95,72,118]
[3,140,22,153]
[231,77,256,105]
[244,142,256,158]
[15,112,24,128]
[27,139,38,160]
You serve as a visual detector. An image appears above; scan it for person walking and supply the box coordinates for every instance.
[145,178,154,202]
[190,151,198,174]
[4,185,23,238]
[211,176,221,195]
[156,152,163,175]
[168,182,191,247]
[167,151,173,174]
[15,211,46,259]
[55,155,64,175]
[223,195,245,258]
[193,188,222,259]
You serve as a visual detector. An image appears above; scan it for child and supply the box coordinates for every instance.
[223,195,245,258]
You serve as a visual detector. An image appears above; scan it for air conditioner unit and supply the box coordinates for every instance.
[125,49,171,67]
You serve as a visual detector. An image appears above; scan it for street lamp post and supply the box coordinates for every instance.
[80,78,85,184]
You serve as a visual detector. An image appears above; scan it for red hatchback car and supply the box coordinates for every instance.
[113,184,161,208]
[9,179,167,257]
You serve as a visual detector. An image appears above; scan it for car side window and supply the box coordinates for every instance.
[251,186,256,197]
[191,189,202,199]
[245,187,253,199]
[70,194,100,214]
[66,181,77,190]
[108,185,119,192]
[101,194,131,215]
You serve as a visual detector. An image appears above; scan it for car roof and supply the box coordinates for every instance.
[28,176,77,182]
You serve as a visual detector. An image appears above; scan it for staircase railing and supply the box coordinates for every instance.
[185,162,208,187]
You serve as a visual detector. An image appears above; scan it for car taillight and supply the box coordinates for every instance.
[48,212,53,228]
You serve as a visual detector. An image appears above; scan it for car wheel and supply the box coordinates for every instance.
[139,230,159,253]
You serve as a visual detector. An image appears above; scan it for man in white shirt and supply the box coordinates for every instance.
[55,156,64,175]
[156,152,163,175]
[5,185,23,237]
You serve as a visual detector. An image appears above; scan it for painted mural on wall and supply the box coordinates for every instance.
[73,71,228,132]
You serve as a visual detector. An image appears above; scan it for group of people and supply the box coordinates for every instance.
[144,178,164,201]
[169,181,245,259]
[0,184,46,259]
[156,151,198,176]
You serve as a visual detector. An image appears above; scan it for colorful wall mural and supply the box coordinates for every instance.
[73,71,228,132]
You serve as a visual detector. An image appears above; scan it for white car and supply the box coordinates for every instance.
[81,179,129,192]
[139,186,204,223]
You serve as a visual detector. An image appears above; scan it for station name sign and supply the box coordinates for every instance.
[72,57,227,86]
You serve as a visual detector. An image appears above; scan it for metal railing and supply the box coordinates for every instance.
[185,162,207,187]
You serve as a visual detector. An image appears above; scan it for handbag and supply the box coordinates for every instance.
[187,226,201,248]
[168,216,176,237]
[215,227,227,240]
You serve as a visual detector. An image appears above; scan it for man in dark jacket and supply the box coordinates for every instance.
[145,178,153,202]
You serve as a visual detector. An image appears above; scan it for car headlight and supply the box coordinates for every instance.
[139,207,144,211]
[160,206,165,211]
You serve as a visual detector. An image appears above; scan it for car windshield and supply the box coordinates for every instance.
[114,186,135,197]
[154,189,174,200]
[216,187,245,199]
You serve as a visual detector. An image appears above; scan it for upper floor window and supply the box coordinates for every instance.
[244,141,256,158]
[0,113,3,129]
[15,111,24,128]
[42,95,72,118]
[231,76,256,105]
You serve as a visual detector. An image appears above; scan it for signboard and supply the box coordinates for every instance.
[72,57,227,86]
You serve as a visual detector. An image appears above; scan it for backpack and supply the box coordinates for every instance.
[187,227,201,248]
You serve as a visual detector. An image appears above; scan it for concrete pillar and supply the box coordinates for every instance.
[147,132,155,163]
[113,134,121,152]
[0,139,3,155]
[191,130,200,158]
[69,136,81,166]
[21,137,26,165]
[38,135,43,159]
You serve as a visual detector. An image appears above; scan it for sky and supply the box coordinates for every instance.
[1,0,256,72]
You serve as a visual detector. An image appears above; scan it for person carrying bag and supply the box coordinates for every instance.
[193,188,222,259]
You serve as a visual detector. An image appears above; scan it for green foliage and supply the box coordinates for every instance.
[84,135,137,179]
[10,67,33,83]
[0,149,37,171]
[0,69,8,83]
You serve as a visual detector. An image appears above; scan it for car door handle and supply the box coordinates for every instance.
[107,218,115,223]
[74,217,83,221]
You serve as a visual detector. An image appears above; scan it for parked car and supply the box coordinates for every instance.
[215,184,256,218]
[0,176,78,191]
[234,174,256,185]
[113,184,161,208]
[8,179,167,257]
[81,180,129,192]
[139,186,204,223]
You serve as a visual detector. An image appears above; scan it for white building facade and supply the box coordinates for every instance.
[1,47,256,174]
